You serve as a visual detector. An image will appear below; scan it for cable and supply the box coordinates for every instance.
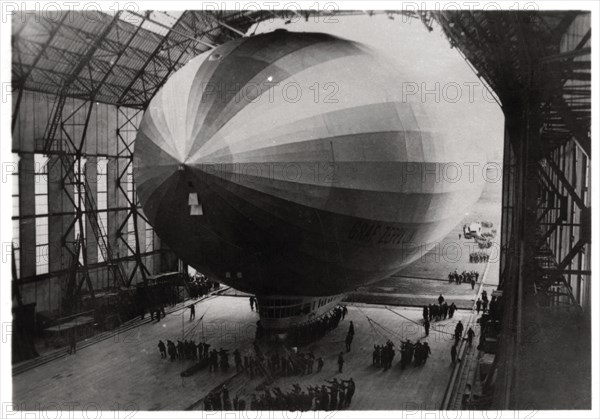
[387,307,456,337]
[367,316,405,343]
[182,297,215,340]
[353,305,385,341]
[353,305,401,345]
[251,20,260,36]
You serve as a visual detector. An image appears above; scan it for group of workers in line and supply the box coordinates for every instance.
[204,377,356,411]
[186,272,220,299]
[157,338,222,365]
[287,304,349,345]
[422,294,458,335]
[450,320,476,363]
[372,338,432,371]
[475,289,491,314]
[448,269,480,289]
[245,378,356,411]
[469,252,490,263]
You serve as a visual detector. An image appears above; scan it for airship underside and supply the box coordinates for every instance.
[134,30,485,330]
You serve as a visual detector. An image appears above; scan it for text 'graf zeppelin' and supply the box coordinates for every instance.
[348,221,417,246]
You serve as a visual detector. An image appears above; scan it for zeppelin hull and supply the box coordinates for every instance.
[134,30,485,298]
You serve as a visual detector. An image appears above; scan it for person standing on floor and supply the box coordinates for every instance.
[344,378,355,407]
[337,352,345,373]
[158,340,166,359]
[345,332,353,352]
[68,328,77,355]
[234,348,243,372]
[467,327,475,346]
[317,357,324,373]
[449,302,457,319]
[422,342,432,364]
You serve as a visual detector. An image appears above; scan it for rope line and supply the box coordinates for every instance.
[386,307,457,337]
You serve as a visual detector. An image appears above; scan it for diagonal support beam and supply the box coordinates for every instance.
[548,95,590,157]
[557,239,587,272]
[545,158,587,210]
[541,47,591,63]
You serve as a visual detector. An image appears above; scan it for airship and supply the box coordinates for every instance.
[133,30,485,330]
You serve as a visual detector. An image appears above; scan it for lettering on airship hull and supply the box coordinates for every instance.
[347,221,416,246]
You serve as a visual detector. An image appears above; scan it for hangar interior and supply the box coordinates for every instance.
[10,9,591,409]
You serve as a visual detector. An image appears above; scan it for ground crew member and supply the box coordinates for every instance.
[467,327,475,346]
[345,332,353,352]
[317,357,324,373]
[158,340,166,358]
[337,352,345,373]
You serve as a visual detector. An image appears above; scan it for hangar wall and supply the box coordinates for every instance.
[12,90,177,313]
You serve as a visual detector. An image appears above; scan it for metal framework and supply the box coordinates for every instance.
[11,10,259,312]
[434,11,591,308]
[433,10,591,409]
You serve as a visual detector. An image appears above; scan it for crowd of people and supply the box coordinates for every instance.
[400,339,432,368]
[476,290,501,320]
[487,295,501,320]
[372,340,395,370]
[157,336,336,382]
[287,305,348,345]
[477,294,503,354]
[157,338,225,366]
[422,295,458,325]
[238,378,356,411]
[255,348,322,378]
[153,289,503,410]
[476,238,494,249]
[156,338,247,376]
[200,358,357,411]
[204,385,240,410]
[156,316,352,383]
[449,321,476,363]
[470,252,490,263]
[448,269,479,289]
[371,338,432,371]
[186,273,220,299]
[135,277,181,322]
